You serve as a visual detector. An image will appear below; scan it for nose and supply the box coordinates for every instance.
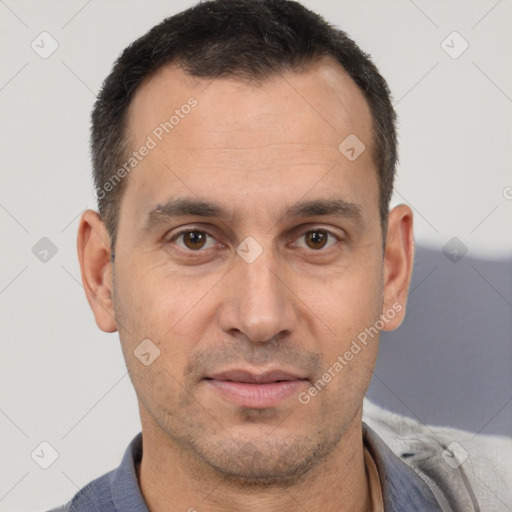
[218,242,298,345]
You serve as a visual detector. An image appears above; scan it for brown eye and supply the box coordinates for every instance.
[183,231,206,250]
[174,230,215,251]
[305,231,327,249]
[295,230,338,251]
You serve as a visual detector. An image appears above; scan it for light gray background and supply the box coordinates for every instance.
[1,1,511,510]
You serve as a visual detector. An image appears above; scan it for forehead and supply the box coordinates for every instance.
[127,57,373,150]
[120,57,377,232]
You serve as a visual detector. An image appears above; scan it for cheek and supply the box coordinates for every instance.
[113,262,221,381]
[115,256,206,336]
[299,256,383,396]
[306,254,383,337]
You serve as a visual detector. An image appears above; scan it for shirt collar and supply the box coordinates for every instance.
[109,432,149,512]
[362,422,444,511]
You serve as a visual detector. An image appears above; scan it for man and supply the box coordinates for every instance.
[52,0,509,510]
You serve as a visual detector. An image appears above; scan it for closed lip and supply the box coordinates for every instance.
[204,369,308,383]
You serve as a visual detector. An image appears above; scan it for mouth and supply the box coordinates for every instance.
[203,369,309,408]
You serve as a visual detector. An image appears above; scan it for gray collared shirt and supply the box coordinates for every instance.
[49,424,450,512]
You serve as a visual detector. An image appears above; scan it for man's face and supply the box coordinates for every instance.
[109,59,387,482]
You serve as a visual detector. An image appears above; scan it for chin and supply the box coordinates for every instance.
[191,430,342,487]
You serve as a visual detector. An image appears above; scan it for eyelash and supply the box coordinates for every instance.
[166,227,343,254]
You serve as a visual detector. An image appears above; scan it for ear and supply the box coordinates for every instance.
[77,209,117,333]
[381,204,414,330]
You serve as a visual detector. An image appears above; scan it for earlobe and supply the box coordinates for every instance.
[77,209,118,333]
[381,204,414,331]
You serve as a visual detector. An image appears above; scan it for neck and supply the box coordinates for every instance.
[137,409,370,512]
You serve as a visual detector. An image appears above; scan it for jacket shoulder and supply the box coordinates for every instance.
[363,398,512,511]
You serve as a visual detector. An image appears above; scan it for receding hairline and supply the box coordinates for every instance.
[120,53,377,174]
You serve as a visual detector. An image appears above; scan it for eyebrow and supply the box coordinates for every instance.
[142,196,362,232]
